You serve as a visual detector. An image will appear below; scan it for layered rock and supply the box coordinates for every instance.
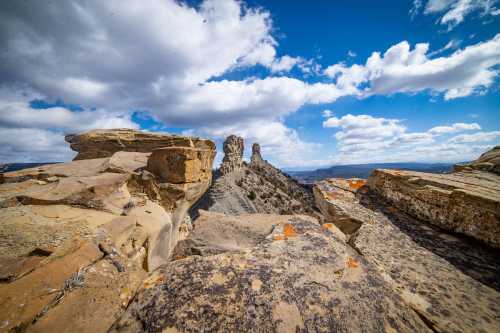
[454,145,500,174]
[65,128,215,160]
[193,135,317,217]
[219,135,244,174]
[367,168,500,248]
[314,176,500,332]
[0,130,216,332]
[111,211,431,333]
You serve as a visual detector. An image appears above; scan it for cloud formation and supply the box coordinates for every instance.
[324,34,500,100]
[322,114,493,163]
[412,0,499,29]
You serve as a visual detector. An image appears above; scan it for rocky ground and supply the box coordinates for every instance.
[193,135,317,217]
[0,130,498,333]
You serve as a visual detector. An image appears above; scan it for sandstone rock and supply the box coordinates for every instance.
[367,168,500,248]
[146,147,215,184]
[111,213,431,333]
[65,128,215,160]
[0,129,216,332]
[219,135,244,174]
[454,145,500,174]
[194,136,317,217]
[250,142,264,165]
[314,178,500,333]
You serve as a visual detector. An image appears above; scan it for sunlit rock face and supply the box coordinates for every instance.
[0,129,216,332]
[65,128,215,161]
[219,134,244,175]
[313,148,500,332]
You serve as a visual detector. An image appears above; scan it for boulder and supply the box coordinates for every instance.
[219,135,244,174]
[314,178,500,333]
[65,128,215,160]
[111,212,431,333]
[367,168,500,248]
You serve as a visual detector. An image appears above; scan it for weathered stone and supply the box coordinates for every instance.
[65,128,215,160]
[219,135,244,174]
[194,136,318,217]
[367,168,500,248]
[314,178,500,333]
[111,213,431,333]
[146,147,215,184]
[454,145,500,174]
[0,129,217,332]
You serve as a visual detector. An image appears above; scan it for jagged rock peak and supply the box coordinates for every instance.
[250,142,264,165]
[219,135,244,174]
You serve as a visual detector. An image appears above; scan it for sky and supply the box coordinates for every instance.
[0,0,499,170]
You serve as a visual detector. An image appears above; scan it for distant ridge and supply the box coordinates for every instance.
[288,162,456,183]
[0,162,59,173]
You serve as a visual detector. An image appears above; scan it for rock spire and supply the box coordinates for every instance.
[219,135,244,174]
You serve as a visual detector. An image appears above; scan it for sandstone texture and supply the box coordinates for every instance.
[219,134,244,175]
[65,128,215,160]
[193,135,317,217]
[367,168,500,248]
[314,175,500,332]
[0,129,215,332]
[111,211,431,333]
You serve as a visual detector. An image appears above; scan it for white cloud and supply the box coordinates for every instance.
[322,109,333,118]
[322,114,491,163]
[324,34,500,100]
[448,131,500,143]
[0,86,138,162]
[412,0,499,29]
[428,122,481,134]
[347,50,357,57]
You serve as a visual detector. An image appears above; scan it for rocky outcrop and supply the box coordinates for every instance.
[193,136,317,217]
[454,145,500,174]
[219,135,244,174]
[0,130,215,332]
[111,211,431,333]
[367,168,500,248]
[65,128,215,160]
[314,175,500,332]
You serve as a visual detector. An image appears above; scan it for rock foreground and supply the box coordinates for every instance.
[1,131,499,333]
[0,129,215,332]
[314,147,500,333]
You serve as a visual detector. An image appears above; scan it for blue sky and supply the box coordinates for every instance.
[0,0,499,169]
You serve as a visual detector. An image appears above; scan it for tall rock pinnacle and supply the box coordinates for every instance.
[220,135,244,174]
[250,142,264,166]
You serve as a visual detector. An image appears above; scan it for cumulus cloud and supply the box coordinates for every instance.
[0,85,138,162]
[324,34,500,100]
[411,0,499,29]
[322,114,490,163]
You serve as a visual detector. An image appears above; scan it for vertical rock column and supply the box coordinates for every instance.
[219,135,244,174]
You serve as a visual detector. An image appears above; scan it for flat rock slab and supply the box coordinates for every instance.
[111,213,432,333]
[368,169,500,247]
[315,179,500,333]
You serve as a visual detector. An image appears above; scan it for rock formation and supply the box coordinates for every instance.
[219,135,244,174]
[454,145,500,174]
[65,128,215,160]
[111,211,431,333]
[193,135,317,216]
[0,129,216,332]
[314,149,500,332]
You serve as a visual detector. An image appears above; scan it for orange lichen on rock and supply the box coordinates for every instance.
[273,235,285,241]
[283,223,297,237]
[346,257,359,268]
[347,179,366,191]
[323,223,334,229]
